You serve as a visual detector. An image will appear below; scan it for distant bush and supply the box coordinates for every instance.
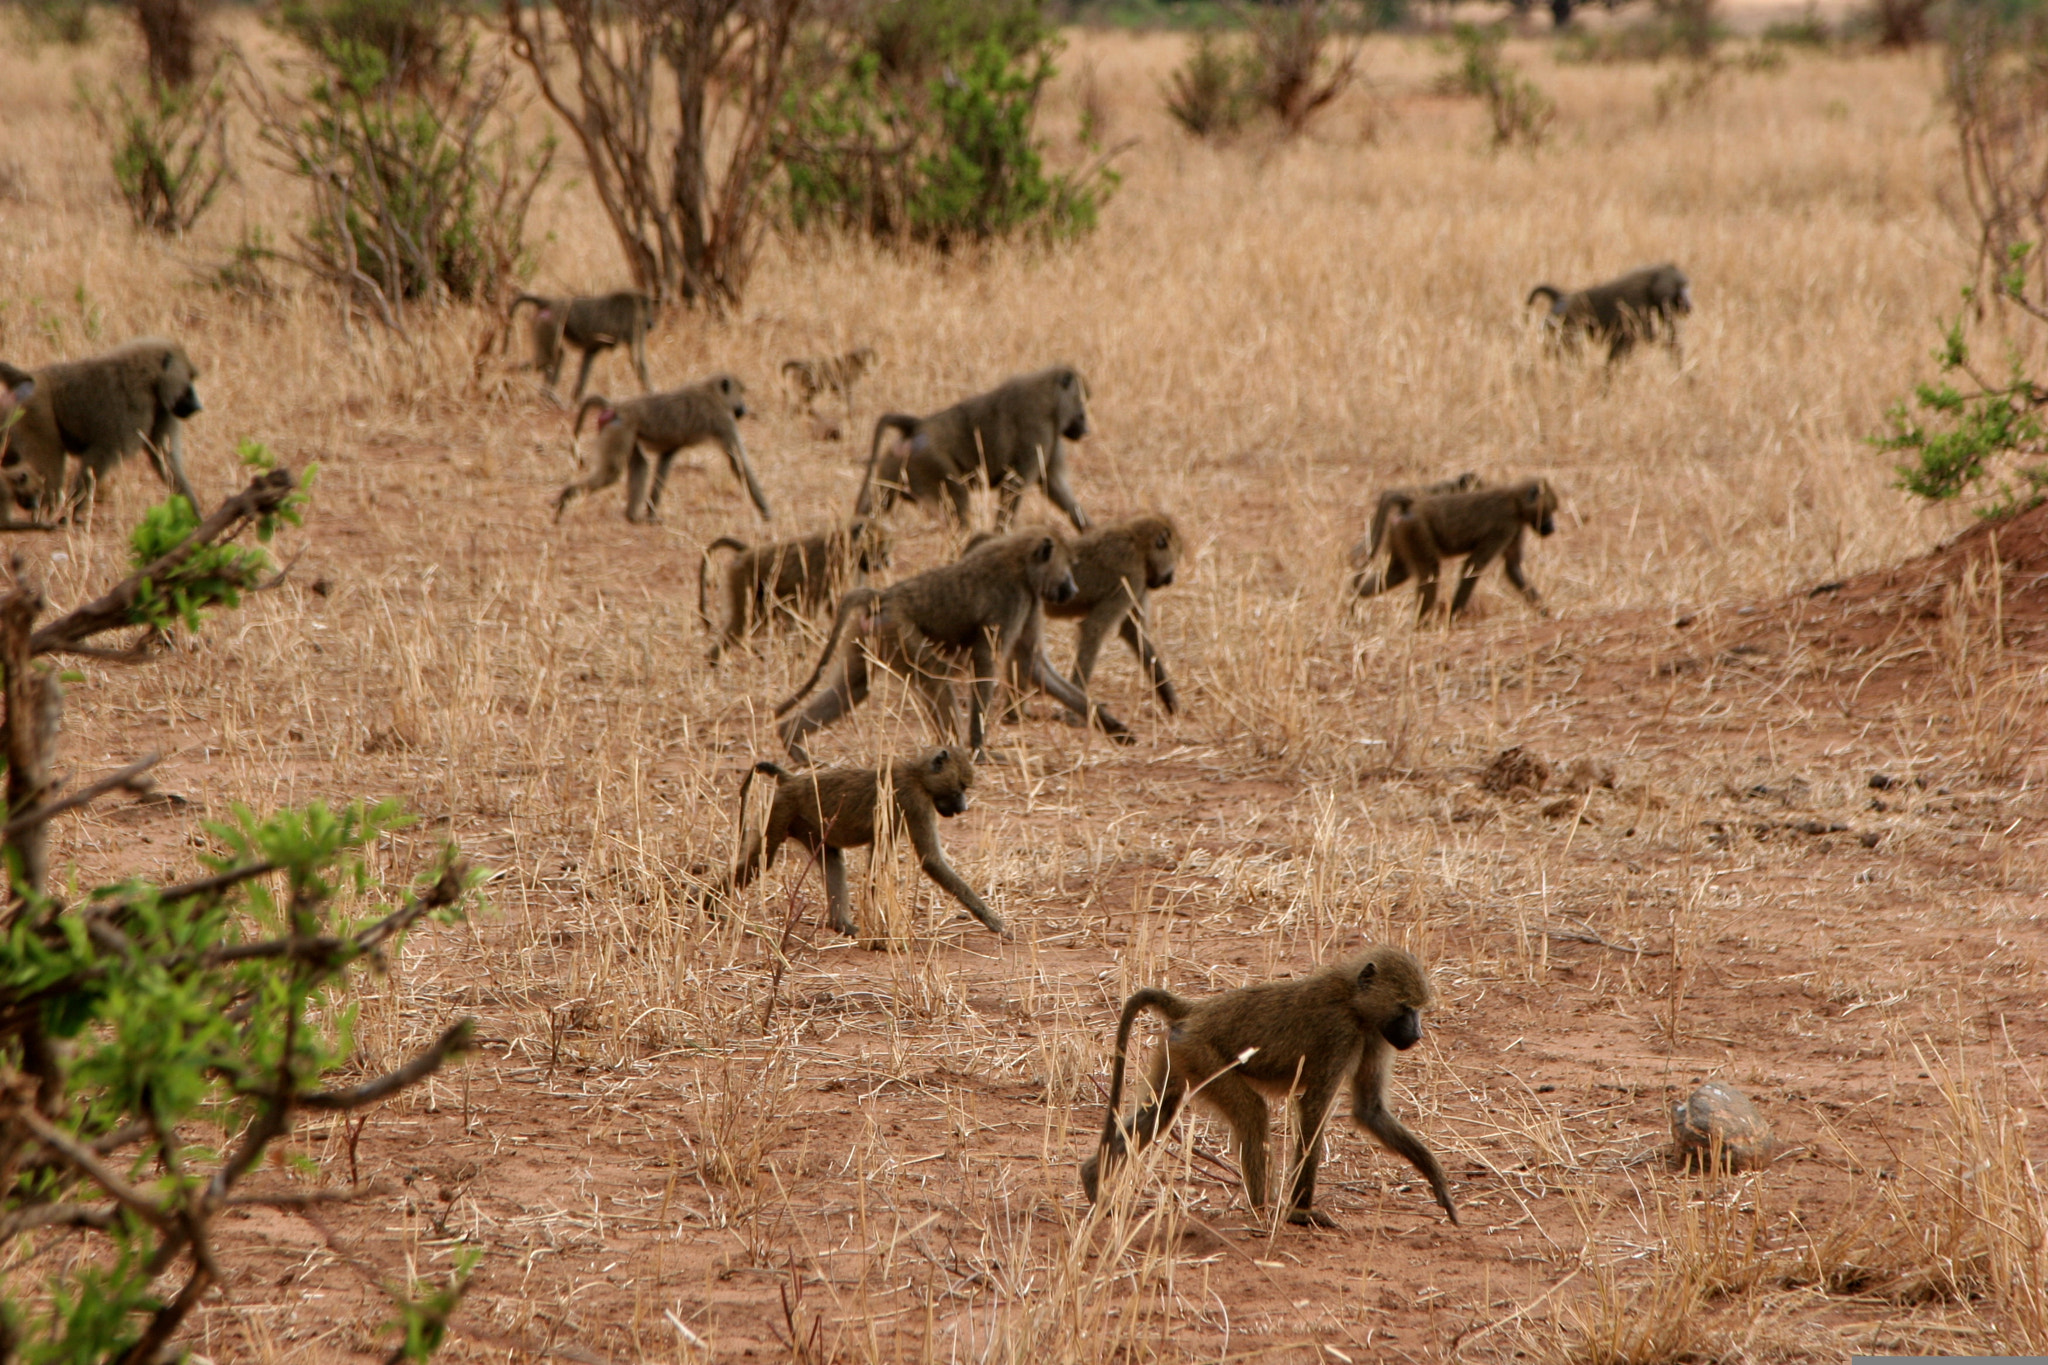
[1165,29,1256,138]
[778,0,1118,250]
[82,62,233,236]
[1761,2,1830,44]
[1438,24,1553,148]
[1246,0,1360,135]
[1556,0,1726,62]
[14,0,94,46]
[277,0,456,90]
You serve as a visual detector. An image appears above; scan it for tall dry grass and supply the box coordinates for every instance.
[4,15,2045,1364]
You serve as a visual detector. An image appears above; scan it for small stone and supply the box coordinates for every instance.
[1670,1082,1777,1171]
[1480,746,1551,797]
[1561,757,1617,793]
[1868,772,1896,790]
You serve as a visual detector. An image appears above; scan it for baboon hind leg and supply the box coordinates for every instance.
[777,643,874,762]
[1196,1071,1275,1215]
[822,843,857,936]
[570,346,602,404]
[1286,1078,1344,1227]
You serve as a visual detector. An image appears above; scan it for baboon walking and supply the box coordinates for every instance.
[557,374,772,524]
[1526,264,1692,366]
[705,746,1005,937]
[773,530,1133,762]
[2,337,204,520]
[1355,478,1559,622]
[509,291,659,402]
[1346,473,1483,569]
[856,366,1093,532]
[698,520,893,662]
[782,347,877,419]
[1080,946,1458,1229]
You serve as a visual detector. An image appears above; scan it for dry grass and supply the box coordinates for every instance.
[3,14,2047,1365]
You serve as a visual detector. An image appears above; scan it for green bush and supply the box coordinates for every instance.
[1165,29,1256,138]
[1439,24,1553,148]
[83,66,232,236]
[277,0,455,90]
[0,469,483,1363]
[1875,304,2048,513]
[778,8,1116,251]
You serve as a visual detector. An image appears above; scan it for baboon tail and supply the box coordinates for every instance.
[855,413,921,516]
[780,359,806,379]
[1101,987,1193,1135]
[1526,284,1563,309]
[727,761,788,889]
[573,395,611,438]
[509,293,546,318]
[772,587,875,718]
[697,536,750,631]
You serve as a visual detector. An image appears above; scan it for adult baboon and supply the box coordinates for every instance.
[1355,478,1559,622]
[978,514,1184,715]
[698,520,894,663]
[557,374,772,524]
[1080,945,1458,1229]
[1346,473,1484,570]
[704,745,1005,937]
[3,338,204,520]
[773,529,1133,763]
[1526,264,1692,365]
[509,291,659,402]
[856,366,1093,532]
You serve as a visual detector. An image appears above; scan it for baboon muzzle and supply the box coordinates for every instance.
[1049,576,1077,605]
[1063,415,1088,440]
[1537,517,1556,537]
[936,793,968,817]
[173,391,202,419]
[1382,1008,1423,1051]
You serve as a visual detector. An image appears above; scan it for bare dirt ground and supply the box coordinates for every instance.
[4,20,2045,1365]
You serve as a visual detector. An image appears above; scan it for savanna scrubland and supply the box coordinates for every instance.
[4,11,2048,1363]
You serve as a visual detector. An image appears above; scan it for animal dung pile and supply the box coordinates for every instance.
[1480,746,1552,797]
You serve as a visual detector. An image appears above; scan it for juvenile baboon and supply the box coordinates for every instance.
[773,530,1133,763]
[1080,945,1458,1229]
[3,338,204,519]
[782,347,877,420]
[557,374,772,524]
[1355,479,1559,622]
[697,520,894,663]
[856,366,1093,532]
[704,745,1004,937]
[977,514,1184,715]
[509,291,659,402]
[1346,472,1484,570]
[1526,264,1692,365]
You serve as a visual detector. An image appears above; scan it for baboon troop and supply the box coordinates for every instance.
[698,520,893,663]
[1527,263,1692,366]
[1353,478,1559,622]
[782,347,878,418]
[706,746,1004,937]
[557,375,772,524]
[510,291,659,402]
[774,529,1133,764]
[0,337,204,520]
[1080,945,1458,1228]
[857,366,1094,532]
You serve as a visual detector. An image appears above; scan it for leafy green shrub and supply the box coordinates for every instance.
[778,9,1117,251]
[277,0,454,90]
[0,468,483,1363]
[1439,25,1553,149]
[248,39,552,325]
[1876,303,2048,513]
[83,66,232,236]
[1165,29,1256,139]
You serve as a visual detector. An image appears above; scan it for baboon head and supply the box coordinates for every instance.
[153,343,201,420]
[1054,367,1090,442]
[1521,479,1559,537]
[1024,532,1078,606]
[1350,946,1434,1051]
[712,372,749,421]
[915,745,976,817]
[1138,514,1183,590]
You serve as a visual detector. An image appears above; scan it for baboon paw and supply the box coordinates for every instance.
[1286,1207,1340,1230]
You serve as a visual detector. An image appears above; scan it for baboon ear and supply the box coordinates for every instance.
[1522,484,1542,507]
[1156,531,1170,550]
[929,750,948,772]
[1358,962,1378,988]
[1033,537,1054,563]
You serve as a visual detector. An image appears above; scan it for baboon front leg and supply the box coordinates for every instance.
[148,418,202,514]
[1449,530,1513,617]
[720,433,774,521]
[908,816,1006,937]
[1117,610,1178,714]
[1070,597,1129,694]
[630,335,652,392]
[544,343,566,393]
[1024,645,1134,744]
[1352,1079,1459,1224]
[1286,1079,1343,1228]
[822,844,857,936]
[1501,535,1545,612]
[1043,440,1089,532]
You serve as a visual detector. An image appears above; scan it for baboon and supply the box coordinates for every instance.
[2,338,204,520]
[976,514,1184,716]
[856,366,1093,532]
[1080,945,1458,1229]
[697,520,894,663]
[1346,472,1484,570]
[773,530,1134,763]
[557,374,772,524]
[782,347,878,419]
[705,745,1004,937]
[509,291,659,402]
[1526,264,1692,365]
[1354,479,1559,622]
